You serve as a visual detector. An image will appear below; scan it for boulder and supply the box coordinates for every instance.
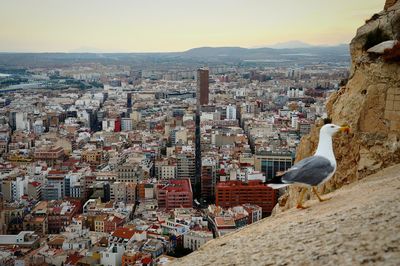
[367,40,398,54]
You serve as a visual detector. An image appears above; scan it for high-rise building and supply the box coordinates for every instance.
[127,92,132,108]
[46,170,67,198]
[127,92,133,114]
[177,152,196,185]
[195,68,209,199]
[197,68,209,106]
[226,104,237,120]
[195,112,201,198]
[201,157,217,202]
[156,179,193,210]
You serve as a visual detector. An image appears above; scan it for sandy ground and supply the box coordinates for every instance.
[173,164,400,266]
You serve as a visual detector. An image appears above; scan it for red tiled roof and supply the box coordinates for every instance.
[142,257,152,264]
[48,170,67,175]
[112,227,136,239]
[108,215,124,224]
[65,253,84,265]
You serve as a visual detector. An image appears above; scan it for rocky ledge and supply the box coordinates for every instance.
[173,164,400,266]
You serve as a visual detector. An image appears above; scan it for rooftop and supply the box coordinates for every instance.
[111,227,141,240]
[214,217,235,227]
[158,178,192,193]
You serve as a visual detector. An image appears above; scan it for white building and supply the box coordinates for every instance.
[291,112,299,129]
[12,177,25,202]
[102,119,116,132]
[0,231,39,246]
[226,104,237,120]
[62,222,91,251]
[201,112,220,121]
[183,230,213,251]
[77,110,91,127]
[237,168,266,183]
[287,87,304,98]
[100,245,124,266]
[16,112,29,131]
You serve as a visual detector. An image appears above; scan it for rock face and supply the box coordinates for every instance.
[385,0,399,10]
[173,164,400,266]
[274,1,400,211]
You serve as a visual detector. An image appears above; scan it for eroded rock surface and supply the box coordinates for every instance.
[173,165,400,266]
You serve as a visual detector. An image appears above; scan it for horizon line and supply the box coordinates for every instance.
[0,43,349,54]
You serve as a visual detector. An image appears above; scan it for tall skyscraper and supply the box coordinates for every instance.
[197,68,209,107]
[195,68,209,199]
[127,92,132,114]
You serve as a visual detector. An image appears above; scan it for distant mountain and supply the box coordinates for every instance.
[267,40,313,49]
[68,47,105,53]
[0,44,350,68]
[183,47,250,57]
[178,45,349,60]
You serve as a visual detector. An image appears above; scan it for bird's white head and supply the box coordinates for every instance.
[320,123,350,136]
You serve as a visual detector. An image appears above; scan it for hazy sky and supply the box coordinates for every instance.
[0,0,385,52]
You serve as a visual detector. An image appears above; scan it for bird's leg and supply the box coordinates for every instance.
[296,188,308,209]
[312,187,331,202]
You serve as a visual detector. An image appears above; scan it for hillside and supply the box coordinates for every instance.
[173,164,400,266]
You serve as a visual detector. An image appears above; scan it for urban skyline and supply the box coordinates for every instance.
[0,0,398,265]
[0,0,384,52]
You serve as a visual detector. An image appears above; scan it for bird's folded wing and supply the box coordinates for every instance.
[282,155,335,186]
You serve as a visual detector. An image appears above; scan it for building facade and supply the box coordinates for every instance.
[156,179,193,210]
[216,180,277,216]
[254,151,294,182]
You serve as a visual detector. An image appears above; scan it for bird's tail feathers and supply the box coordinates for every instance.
[268,183,289,189]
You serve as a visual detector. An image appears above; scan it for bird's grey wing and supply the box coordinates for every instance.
[282,156,335,186]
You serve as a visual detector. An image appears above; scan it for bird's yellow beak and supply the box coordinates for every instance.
[339,126,350,134]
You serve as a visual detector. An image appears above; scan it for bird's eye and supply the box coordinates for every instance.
[330,126,334,128]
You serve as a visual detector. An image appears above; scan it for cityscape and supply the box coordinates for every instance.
[0,0,398,266]
[0,45,349,265]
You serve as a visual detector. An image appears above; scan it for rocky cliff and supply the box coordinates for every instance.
[173,164,400,265]
[274,0,400,211]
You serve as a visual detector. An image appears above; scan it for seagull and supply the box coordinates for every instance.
[268,123,350,209]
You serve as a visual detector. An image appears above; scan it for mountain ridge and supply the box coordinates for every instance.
[0,44,350,67]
